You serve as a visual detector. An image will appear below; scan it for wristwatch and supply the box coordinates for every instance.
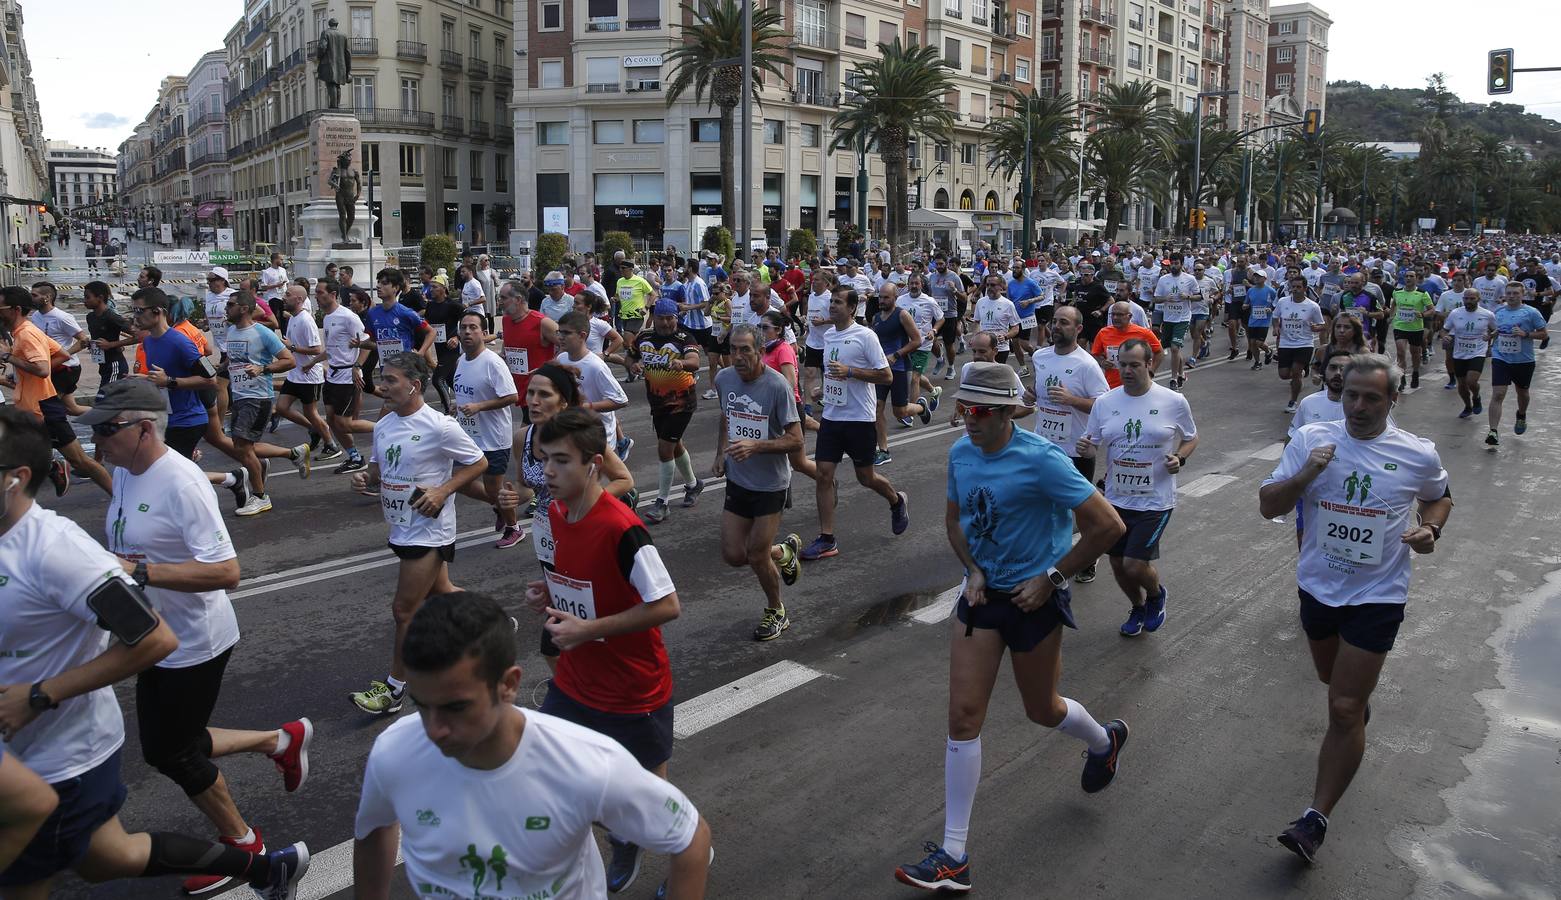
[1425,523,1443,541]
[1045,566,1068,590]
[132,561,150,587]
[29,681,58,712]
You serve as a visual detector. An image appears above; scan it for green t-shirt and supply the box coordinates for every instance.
[1390,290,1432,332]
[616,275,654,319]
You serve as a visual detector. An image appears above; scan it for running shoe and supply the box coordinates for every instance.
[350,681,404,715]
[270,719,313,793]
[1228,348,1239,361]
[1120,607,1146,636]
[897,415,915,428]
[1250,361,1262,371]
[1143,586,1168,632]
[701,388,718,401]
[781,532,802,558]
[1486,429,1499,446]
[929,386,942,412]
[873,448,892,466]
[682,478,705,508]
[616,435,634,463]
[891,491,910,535]
[315,444,344,462]
[894,842,971,892]
[623,488,640,508]
[290,443,311,478]
[1444,377,1456,390]
[799,535,838,560]
[1186,357,1198,369]
[754,606,790,641]
[236,494,273,517]
[1199,342,1211,360]
[1399,375,1407,392]
[308,430,322,453]
[944,368,956,380]
[1515,417,1528,435]
[227,467,251,508]
[1472,401,1483,415]
[1262,348,1273,365]
[605,838,642,893]
[643,498,670,524]
[1017,365,1030,377]
[268,412,281,434]
[333,456,367,475]
[1080,719,1129,793]
[495,525,525,549]
[1076,563,1097,584]
[1411,372,1420,389]
[181,828,266,894]
[1458,406,1474,419]
[917,396,933,425]
[1285,400,1298,414]
[50,458,71,497]
[1277,810,1328,864]
[776,541,801,586]
[254,842,311,900]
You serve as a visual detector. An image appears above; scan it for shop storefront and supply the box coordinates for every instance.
[690,174,721,249]
[594,173,665,247]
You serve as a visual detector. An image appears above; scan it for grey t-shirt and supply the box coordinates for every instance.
[715,365,799,493]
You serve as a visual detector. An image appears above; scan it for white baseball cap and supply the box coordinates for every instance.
[208,266,230,283]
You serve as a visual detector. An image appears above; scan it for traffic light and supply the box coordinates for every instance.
[1188,209,1199,231]
[1488,48,1513,95]
[1302,108,1321,139]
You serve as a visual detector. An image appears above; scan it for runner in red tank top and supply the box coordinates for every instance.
[499,280,557,417]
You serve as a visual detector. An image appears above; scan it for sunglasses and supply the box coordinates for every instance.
[91,419,139,438]
[956,401,1002,419]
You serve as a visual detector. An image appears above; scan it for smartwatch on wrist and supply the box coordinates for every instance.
[1045,566,1068,590]
[29,682,59,712]
[1425,522,1442,541]
[132,561,149,587]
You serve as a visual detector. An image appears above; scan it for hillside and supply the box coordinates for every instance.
[1325,79,1560,150]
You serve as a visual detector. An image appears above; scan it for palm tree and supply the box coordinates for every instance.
[1081,130,1168,240]
[663,0,791,235]
[830,38,957,249]
[1165,109,1241,234]
[982,89,1079,233]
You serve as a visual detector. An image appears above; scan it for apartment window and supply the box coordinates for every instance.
[350,7,373,38]
[442,83,458,115]
[972,0,988,24]
[400,78,420,111]
[539,60,564,88]
[399,144,423,176]
[399,10,419,41]
[626,0,659,27]
[692,119,721,141]
[1277,19,1294,34]
[764,119,784,145]
[633,119,665,143]
[361,142,381,171]
[585,57,618,90]
[1041,31,1055,59]
[960,142,976,165]
[971,92,985,119]
[587,0,619,29]
[495,35,505,62]
[1128,2,1143,28]
[1183,60,1197,83]
[470,151,484,190]
[1038,71,1055,95]
[496,154,509,191]
[540,1,562,30]
[1015,57,1031,83]
[470,89,484,123]
[594,120,625,144]
[801,123,820,147]
[971,44,987,74]
[441,147,457,188]
[1015,12,1031,36]
[943,0,960,17]
[469,29,482,59]
[845,14,866,47]
[907,29,920,47]
[441,19,456,50]
[1079,71,1090,96]
[538,121,569,144]
[315,8,329,40]
[352,75,375,109]
[1127,43,1142,69]
[1276,46,1293,63]
[934,141,951,163]
[879,21,897,47]
[944,37,960,68]
[496,95,507,130]
[1275,73,1292,90]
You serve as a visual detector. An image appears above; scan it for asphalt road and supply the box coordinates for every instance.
[23,250,1560,899]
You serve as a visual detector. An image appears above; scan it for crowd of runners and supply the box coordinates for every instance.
[0,233,1554,897]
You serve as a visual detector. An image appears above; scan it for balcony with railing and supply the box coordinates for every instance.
[585,80,620,93]
[188,149,227,169]
[358,108,436,129]
[440,49,463,70]
[793,24,840,51]
[349,37,378,56]
[1127,53,1142,69]
[969,111,988,123]
[494,64,512,82]
[1040,0,1060,16]
[791,88,838,106]
[496,125,514,145]
[1202,44,1220,62]
[443,114,464,133]
[1205,11,1221,28]
[1156,65,1173,81]
[470,120,489,139]
[1184,72,1198,85]
[443,172,458,189]
[190,111,226,132]
[586,16,620,31]
[625,78,661,93]
[468,57,488,78]
[1040,45,1061,62]
[1203,78,1223,93]
[1080,6,1116,26]
[1079,46,1115,67]
[1158,28,1173,44]
[397,40,427,60]
[626,15,660,29]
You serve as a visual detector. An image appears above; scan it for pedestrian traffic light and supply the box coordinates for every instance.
[1302,109,1321,139]
[1488,48,1513,95]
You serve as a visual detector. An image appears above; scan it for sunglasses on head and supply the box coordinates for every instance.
[956,401,1002,419]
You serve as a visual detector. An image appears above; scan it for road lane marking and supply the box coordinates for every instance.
[673,660,826,739]
[1252,441,1286,461]
[911,585,963,624]
[1178,473,1239,498]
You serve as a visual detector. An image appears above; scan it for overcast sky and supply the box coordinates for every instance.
[24,0,1561,151]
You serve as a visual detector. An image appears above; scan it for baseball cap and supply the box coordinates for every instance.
[77,378,166,426]
[208,266,230,283]
[955,362,1026,407]
[652,298,679,316]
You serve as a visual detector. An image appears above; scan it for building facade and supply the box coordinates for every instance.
[224,0,516,254]
[186,51,234,240]
[1222,0,1267,131]
[1,0,50,258]
[1265,2,1327,119]
[44,141,118,222]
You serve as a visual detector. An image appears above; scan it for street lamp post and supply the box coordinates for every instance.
[1020,93,1033,256]
[1190,89,1235,243]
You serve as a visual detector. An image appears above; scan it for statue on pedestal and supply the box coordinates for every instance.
[315,18,352,109]
[328,150,361,245]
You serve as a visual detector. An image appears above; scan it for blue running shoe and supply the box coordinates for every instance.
[891,491,910,535]
[894,842,971,892]
[1143,586,1168,632]
[1458,406,1474,419]
[616,436,634,463]
[605,837,642,893]
[1081,719,1129,793]
[799,535,838,561]
[1472,402,1483,415]
[1277,810,1328,864]
[1120,607,1146,636]
[928,386,942,412]
[254,842,310,900]
[1515,416,1528,434]
[917,396,933,425]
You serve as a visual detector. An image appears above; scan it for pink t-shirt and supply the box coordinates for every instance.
[762,339,801,403]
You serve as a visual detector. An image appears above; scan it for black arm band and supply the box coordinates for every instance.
[85,578,160,646]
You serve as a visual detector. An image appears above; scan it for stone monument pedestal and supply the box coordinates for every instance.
[292,111,386,279]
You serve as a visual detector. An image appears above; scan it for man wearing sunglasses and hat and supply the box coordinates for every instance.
[895,361,1128,893]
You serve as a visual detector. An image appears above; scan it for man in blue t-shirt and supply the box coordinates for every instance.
[1006,267,1044,373]
[1487,281,1550,446]
[894,361,1128,894]
[131,288,211,459]
[1243,272,1277,368]
[366,268,434,365]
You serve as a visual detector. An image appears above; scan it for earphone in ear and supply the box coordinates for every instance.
[4,476,17,491]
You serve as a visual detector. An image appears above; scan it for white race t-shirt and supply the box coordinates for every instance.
[586,316,613,356]
[322,306,368,385]
[205,289,236,353]
[1154,273,1200,323]
[805,291,833,351]
[0,504,128,782]
[354,712,700,900]
[1443,306,1497,360]
[30,308,84,368]
[973,296,1021,351]
[453,349,519,451]
[1264,420,1448,607]
[1472,275,1508,311]
[895,292,943,351]
[1083,383,1198,511]
[105,451,240,669]
[261,265,288,301]
[1274,297,1325,349]
[372,404,484,546]
[1289,391,1342,441]
[555,350,628,440]
[285,311,326,385]
[1031,345,1110,452]
[821,322,890,423]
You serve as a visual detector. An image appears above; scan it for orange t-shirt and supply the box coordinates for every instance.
[8,318,60,416]
[1090,324,1163,389]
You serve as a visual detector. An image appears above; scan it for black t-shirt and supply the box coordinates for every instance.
[1067,280,1113,339]
[399,289,426,314]
[423,298,465,354]
[86,306,132,359]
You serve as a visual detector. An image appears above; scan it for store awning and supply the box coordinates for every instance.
[907,208,979,232]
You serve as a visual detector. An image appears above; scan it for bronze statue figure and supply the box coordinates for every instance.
[328,150,361,243]
[315,18,352,109]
